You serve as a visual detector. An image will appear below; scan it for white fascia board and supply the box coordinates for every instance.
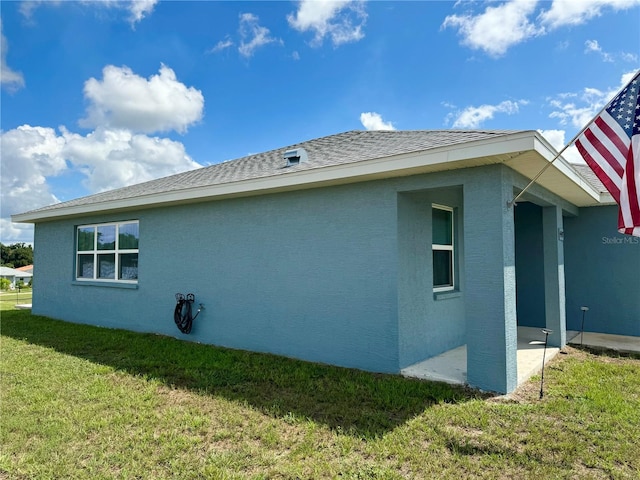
[598,192,616,205]
[530,134,602,203]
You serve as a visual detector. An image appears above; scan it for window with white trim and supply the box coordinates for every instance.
[76,221,139,282]
[432,205,454,292]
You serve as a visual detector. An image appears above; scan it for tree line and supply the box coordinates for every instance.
[1,243,34,268]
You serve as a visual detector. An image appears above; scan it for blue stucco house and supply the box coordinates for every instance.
[12,130,639,394]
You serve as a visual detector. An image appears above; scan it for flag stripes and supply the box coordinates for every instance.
[575,71,640,237]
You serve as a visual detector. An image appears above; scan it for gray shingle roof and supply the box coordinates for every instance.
[571,163,607,193]
[21,129,522,215]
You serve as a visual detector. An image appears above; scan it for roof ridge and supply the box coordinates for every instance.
[15,129,530,217]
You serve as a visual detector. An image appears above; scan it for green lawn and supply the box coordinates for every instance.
[0,288,32,310]
[1,309,639,479]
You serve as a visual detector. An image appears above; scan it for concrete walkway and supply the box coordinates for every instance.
[568,331,640,354]
[401,327,639,389]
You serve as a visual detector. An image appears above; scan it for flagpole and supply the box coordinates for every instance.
[507,129,585,208]
[507,71,640,208]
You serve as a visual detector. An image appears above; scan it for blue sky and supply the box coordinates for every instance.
[1,0,639,244]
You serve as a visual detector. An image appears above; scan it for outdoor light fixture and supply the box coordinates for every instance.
[580,306,589,346]
[539,329,553,399]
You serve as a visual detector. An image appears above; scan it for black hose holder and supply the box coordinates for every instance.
[174,293,204,334]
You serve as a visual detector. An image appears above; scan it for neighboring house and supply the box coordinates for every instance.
[0,266,33,289]
[12,130,639,394]
[16,264,34,275]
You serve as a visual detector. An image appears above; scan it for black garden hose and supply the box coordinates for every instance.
[174,293,194,334]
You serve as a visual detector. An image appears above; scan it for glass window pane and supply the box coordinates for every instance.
[433,250,453,287]
[432,208,452,245]
[77,254,94,278]
[97,225,116,250]
[119,223,139,249]
[77,227,95,251]
[119,253,138,280]
[97,254,116,279]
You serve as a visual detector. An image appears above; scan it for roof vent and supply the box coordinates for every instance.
[283,148,308,167]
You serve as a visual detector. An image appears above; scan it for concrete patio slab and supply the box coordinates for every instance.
[568,331,640,354]
[401,327,569,388]
[401,345,467,385]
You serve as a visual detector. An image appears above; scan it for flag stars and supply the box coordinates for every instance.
[576,71,640,236]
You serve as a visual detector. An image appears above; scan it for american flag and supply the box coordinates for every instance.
[575,71,640,237]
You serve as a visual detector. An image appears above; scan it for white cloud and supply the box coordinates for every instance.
[548,85,612,129]
[0,125,66,222]
[584,39,615,62]
[60,127,201,193]
[585,39,637,63]
[538,129,585,164]
[19,1,57,19]
[288,0,367,47]
[585,39,601,53]
[238,13,282,58]
[3,64,205,244]
[621,52,639,63]
[360,112,395,131]
[0,219,36,246]
[1,124,202,243]
[547,71,637,140]
[443,0,640,57]
[80,64,204,134]
[1,124,201,217]
[0,20,25,92]
[128,0,159,25]
[19,0,157,26]
[539,0,640,29]
[450,100,524,128]
[210,38,234,53]
[538,129,566,150]
[442,0,542,57]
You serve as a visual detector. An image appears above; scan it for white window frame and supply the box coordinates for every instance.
[75,221,139,283]
[432,204,455,292]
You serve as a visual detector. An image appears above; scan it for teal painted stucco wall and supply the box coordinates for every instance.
[564,205,640,336]
[397,186,465,368]
[514,202,545,328]
[31,163,601,393]
[463,166,518,394]
[33,180,401,373]
[31,167,487,381]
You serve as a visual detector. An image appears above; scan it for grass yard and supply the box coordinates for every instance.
[0,289,32,310]
[1,310,639,479]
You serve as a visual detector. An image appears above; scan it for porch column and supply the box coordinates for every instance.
[542,205,566,347]
[464,168,518,394]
